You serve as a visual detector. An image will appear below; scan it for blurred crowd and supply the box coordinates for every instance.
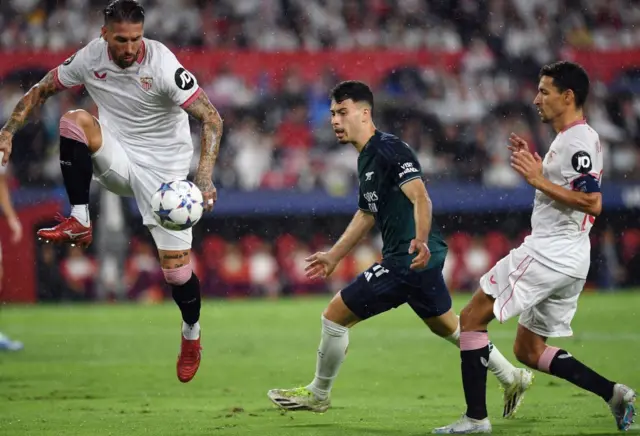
[1,2,640,193]
[2,0,640,51]
[36,225,640,302]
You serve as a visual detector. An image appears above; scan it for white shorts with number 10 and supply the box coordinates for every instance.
[479,245,585,338]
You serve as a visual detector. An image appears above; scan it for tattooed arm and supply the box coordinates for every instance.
[182,89,223,212]
[0,69,65,165]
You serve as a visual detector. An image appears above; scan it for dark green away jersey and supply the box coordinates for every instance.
[357,130,447,271]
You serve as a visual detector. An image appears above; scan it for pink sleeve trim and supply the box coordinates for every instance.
[180,87,203,108]
[53,67,68,90]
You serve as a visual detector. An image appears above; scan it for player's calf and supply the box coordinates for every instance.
[456,291,499,421]
[536,345,616,402]
[535,345,637,430]
[512,325,547,369]
[162,253,203,383]
[166,263,201,333]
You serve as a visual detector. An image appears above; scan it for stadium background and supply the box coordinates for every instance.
[1,0,640,303]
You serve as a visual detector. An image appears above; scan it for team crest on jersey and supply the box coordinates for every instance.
[140,76,153,91]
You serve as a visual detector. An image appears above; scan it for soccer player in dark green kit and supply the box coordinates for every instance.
[267,81,532,415]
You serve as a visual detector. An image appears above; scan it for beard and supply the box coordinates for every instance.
[108,47,136,68]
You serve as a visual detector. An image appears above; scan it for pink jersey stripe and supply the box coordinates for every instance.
[53,67,67,90]
[180,87,202,108]
[560,118,587,133]
[499,257,534,322]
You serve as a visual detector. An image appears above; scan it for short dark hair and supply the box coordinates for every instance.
[330,81,374,111]
[539,61,590,108]
[104,0,145,25]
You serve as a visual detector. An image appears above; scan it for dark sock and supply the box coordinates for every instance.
[460,331,490,420]
[59,136,92,205]
[546,348,616,402]
[171,273,201,325]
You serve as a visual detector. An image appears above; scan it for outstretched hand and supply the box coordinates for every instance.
[508,132,529,153]
[510,150,544,186]
[305,251,339,280]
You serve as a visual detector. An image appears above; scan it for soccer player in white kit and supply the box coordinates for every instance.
[0,0,223,382]
[435,62,636,434]
[0,161,23,351]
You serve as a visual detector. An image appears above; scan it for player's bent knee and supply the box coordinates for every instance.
[459,289,495,332]
[60,110,101,151]
[423,310,459,338]
[322,292,360,327]
[459,305,479,332]
[163,263,193,286]
[513,341,542,368]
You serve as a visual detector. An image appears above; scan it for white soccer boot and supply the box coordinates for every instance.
[267,387,330,413]
[502,368,534,418]
[608,383,636,431]
[433,415,492,434]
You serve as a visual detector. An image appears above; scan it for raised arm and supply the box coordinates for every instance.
[2,69,64,135]
[182,90,224,212]
[0,69,65,165]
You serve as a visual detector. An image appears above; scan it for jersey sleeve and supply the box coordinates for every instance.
[159,49,201,108]
[55,47,88,88]
[358,186,369,211]
[560,138,600,183]
[378,140,423,187]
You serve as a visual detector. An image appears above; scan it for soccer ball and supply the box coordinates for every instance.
[150,180,204,231]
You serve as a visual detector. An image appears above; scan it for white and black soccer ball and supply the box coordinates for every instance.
[150,180,204,231]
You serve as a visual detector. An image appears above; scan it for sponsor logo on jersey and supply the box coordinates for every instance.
[93,71,107,80]
[175,67,195,90]
[363,191,378,202]
[365,171,374,181]
[363,191,378,213]
[571,151,592,174]
[140,76,153,91]
[398,162,419,178]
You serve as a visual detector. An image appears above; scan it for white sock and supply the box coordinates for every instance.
[307,316,349,400]
[70,205,90,227]
[182,321,200,340]
[444,322,460,346]
[487,341,516,385]
[444,319,515,385]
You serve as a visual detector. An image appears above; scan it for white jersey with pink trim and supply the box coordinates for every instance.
[55,37,200,175]
[522,120,603,279]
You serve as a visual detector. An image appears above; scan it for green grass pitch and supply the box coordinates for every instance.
[1,293,639,435]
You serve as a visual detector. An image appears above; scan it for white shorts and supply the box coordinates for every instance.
[91,120,192,251]
[479,245,585,338]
